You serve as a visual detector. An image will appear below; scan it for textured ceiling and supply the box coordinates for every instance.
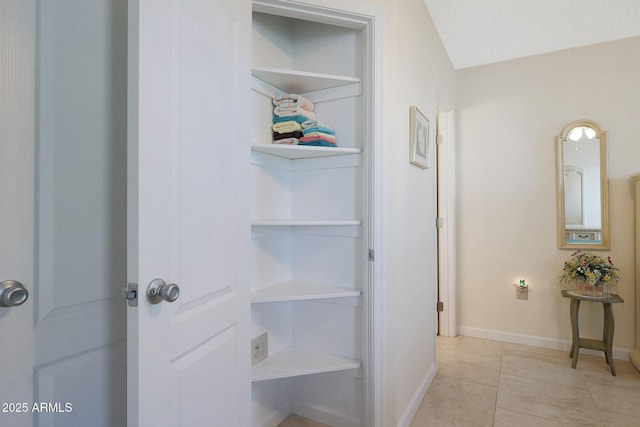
[424,0,640,69]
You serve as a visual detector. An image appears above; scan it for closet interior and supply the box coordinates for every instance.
[250,2,372,426]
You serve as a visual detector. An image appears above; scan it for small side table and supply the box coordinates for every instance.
[561,290,624,376]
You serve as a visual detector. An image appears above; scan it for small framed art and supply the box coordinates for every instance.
[409,106,429,169]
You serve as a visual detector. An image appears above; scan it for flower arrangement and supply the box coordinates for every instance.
[560,250,620,294]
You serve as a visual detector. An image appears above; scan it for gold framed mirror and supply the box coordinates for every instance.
[556,120,609,250]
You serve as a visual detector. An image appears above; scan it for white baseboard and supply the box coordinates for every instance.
[397,362,437,427]
[257,400,291,427]
[458,326,631,361]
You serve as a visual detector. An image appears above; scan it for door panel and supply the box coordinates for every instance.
[34,1,127,425]
[0,2,36,425]
[128,0,251,425]
[1,1,127,426]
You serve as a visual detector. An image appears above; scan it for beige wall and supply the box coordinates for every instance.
[456,37,640,353]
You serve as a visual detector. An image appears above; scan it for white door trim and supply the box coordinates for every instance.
[436,107,457,338]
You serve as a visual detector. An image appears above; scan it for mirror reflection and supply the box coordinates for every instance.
[556,120,609,250]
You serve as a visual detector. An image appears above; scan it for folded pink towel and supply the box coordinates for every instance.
[300,135,336,145]
[272,94,314,111]
[300,132,336,142]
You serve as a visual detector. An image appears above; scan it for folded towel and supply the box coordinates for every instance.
[300,135,337,145]
[272,137,299,145]
[272,121,302,133]
[298,140,336,147]
[272,94,314,111]
[301,120,333,131]
[273,130,303,140]
[274,107,316,122]
[300,132,336,142]
[273,114,311,124]
[302,126,335,136]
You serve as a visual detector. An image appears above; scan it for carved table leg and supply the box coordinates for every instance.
[570,299,580,368]
[603,302,616,376]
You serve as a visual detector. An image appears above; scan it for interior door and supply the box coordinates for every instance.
[127,0,252,425]
[1,1,127,426]
[0,3,36,425]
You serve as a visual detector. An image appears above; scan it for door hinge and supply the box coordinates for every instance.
[437,301,444,312]
[368,249,375,261]
[122,283,138,307]
[436,217,444,228]
[436,134,443,145]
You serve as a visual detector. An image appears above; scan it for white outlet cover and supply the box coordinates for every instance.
[251,332,268,366]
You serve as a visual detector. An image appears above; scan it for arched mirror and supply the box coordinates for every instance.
[556,120,609,249]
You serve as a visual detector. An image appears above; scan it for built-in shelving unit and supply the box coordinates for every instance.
[251,5,370,426]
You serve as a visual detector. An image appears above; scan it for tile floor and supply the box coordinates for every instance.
[410,336,640,427]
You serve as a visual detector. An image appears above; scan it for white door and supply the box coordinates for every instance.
[1,1,127,426]
[0,3,36,425]
[127,0,251,425]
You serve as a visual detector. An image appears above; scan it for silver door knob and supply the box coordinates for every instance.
[0,280,29,307]
[146,278,180,304]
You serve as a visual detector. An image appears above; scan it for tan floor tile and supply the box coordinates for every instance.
[500,351,589,389]
[438,336,503,360]
[493,407,573,426]
[437,351,501,387]
[580,357,640,386]
[589,380,640,420]
[411,336,638,427]
[597,408,640,427]
[497,373,602,426]
[410,374,497,427]
[502,343,570,365]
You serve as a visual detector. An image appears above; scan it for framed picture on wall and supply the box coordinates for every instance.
[409,106,429,169]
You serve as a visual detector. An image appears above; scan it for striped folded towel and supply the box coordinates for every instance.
[273,107,316,122]
[301,120,334,132]
[272,137,299,145]
[300,132,336,142]
[272,94,314,111]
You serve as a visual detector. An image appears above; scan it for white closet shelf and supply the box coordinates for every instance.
[251,220,361,237]
[252,280,361,303]
[251,346,361,382]
[252,66,360,93]
[252,220,360,226]
[252,144,361,160]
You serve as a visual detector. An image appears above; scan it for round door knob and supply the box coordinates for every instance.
[0,280,29,307]
[146,278,180,304]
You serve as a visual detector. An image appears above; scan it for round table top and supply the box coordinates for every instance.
[561,289,623,303]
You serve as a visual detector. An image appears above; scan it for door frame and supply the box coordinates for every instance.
[252,1,385,425]
[436,103,457,338]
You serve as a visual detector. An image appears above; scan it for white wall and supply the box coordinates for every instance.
[375,0,455,425]
[456,37,640,354]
